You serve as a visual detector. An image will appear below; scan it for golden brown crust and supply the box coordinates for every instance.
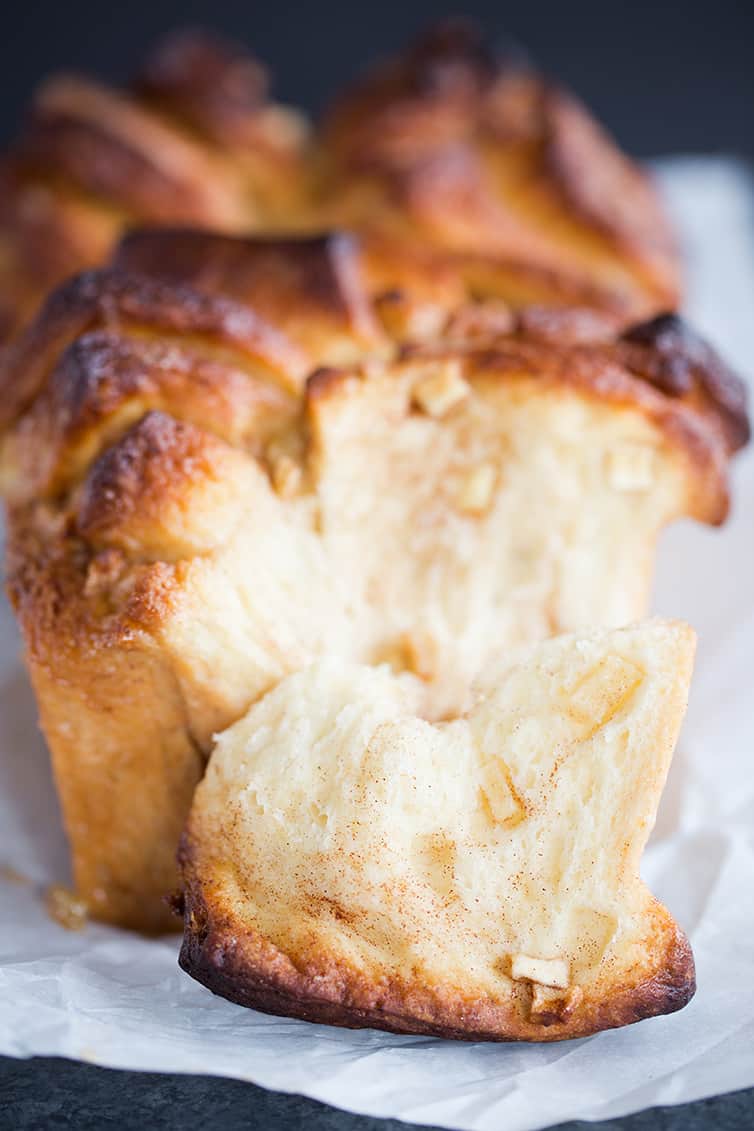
[134,28,308,163]
[20,75,246,226]
[0,19,686,347]
[540,89,678,296]
[0,159,117,343]
[515,303,621,345]
[2,231,746,516]
[0,228,412,503]
[177,861,695,1041]
[0,231,396,501]
[75,411,257,560]
[319,21,681,318]
[618,313,751,452]
[5,500,195,932]
[113,229,386,358]
[322,20,502,168]
[6,330,296,504]
[0,266,308,443]
[0,30,310,345]
[135,28,270,139]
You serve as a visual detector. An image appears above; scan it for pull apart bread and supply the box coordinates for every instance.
[0,29,309,343]
[1,230,748,932]
[0,22,679,347]
[318,22,681,320]
[179,622,696,1040]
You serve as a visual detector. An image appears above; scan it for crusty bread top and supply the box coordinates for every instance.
[134,28,307,156]
[0,230,746,517]
[113,229,386,362]
[0,29,309,342]
[319,21,681,318]
[178,621,696,1040]
[18,29,307,223]
[0,20,687,345]
[2,232,746,755]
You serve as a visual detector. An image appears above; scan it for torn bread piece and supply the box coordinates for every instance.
[179,620,696,1041]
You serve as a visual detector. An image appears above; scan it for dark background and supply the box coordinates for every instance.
[2,0,753,159]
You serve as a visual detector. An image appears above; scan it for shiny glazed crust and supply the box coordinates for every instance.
[0,229,745,502]
[0,19,685,347]
[319,22,681,319]
[2,231,748,931]
[0,29,309,343]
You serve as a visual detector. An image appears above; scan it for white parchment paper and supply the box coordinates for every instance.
[1,158,753,1131]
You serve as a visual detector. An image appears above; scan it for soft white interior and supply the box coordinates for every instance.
[159,376,689,745]
[192,620,694,1002]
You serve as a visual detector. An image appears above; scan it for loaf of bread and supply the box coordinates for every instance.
[3,230,746,931]
[0,22,680,349]
[178,621,696,1040]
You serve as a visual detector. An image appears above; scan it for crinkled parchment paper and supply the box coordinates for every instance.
[1,159,753,1131]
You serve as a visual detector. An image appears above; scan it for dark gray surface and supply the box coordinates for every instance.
[0,1057,752,1131]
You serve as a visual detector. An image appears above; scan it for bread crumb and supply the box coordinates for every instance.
[45,885,88,931]
[457,463,497,515]
[413,362,469,417]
